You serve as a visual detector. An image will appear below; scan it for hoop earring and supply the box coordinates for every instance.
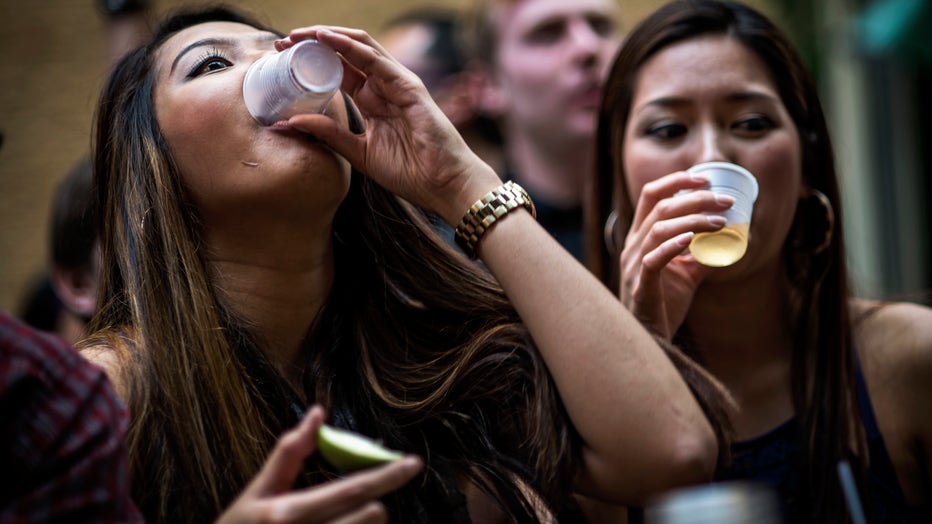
[803,189,834,255]
[603,209,619,254]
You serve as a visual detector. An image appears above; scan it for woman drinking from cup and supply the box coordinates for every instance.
[586,1,932,522]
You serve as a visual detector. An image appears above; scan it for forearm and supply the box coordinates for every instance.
[476,210,717,502]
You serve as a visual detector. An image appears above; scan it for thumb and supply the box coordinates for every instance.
[243,405,325,497]
[287,113,366,169]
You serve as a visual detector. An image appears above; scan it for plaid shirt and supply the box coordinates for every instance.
[0,310,142,523]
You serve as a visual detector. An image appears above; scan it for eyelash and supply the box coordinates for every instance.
[733,115,775,132]
[186,47,232,78]
[644,122,686,139]
[526,14,617,45]
[643,115,776,139]
[527,22,564,44]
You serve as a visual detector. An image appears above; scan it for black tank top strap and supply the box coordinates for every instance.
[853,355,881,439]
[853,350,928,522]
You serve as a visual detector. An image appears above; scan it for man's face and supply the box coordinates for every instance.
[487,0,622,146]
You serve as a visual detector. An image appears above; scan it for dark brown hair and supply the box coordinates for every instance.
[585,1,862,522]
[86,5,575,523]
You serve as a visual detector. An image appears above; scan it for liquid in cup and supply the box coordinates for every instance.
[685,162,759,267]
[243,40,343,126]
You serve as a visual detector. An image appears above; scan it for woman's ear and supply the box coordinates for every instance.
[51,264,97,318]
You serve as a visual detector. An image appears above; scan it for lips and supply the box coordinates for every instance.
[571,84,603,110]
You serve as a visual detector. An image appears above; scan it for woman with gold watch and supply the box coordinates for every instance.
[81,6,728,523]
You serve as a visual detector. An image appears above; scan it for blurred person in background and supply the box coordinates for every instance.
[586,1,932,521]
[381,6,505,175]
[460,0,623,260]
[17,159,97,343]
[18,0,153,342]
[100,0,155,65]
[45,157,99,344]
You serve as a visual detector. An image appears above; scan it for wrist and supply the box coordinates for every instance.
[454,181,536,259]
[437,163,502,226]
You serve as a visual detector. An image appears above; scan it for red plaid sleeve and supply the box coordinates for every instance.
[0,311,143,523]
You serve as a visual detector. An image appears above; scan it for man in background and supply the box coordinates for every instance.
[461,0,623,260]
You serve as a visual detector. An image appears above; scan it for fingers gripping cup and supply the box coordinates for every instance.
[686,162,759,267]
[243,40,343,126]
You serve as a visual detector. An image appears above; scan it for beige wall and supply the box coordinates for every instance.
[0,0,777,313]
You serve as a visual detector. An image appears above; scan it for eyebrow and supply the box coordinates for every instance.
[637,91,778,113]
[169,33,279,74]
[171,37,236,74]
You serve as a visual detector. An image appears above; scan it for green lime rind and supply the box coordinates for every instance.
[317,424,404,473]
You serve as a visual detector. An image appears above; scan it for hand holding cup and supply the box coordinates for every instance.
[683,162,759,267]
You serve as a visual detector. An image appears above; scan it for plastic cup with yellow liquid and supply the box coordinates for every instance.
[685,162,759,267]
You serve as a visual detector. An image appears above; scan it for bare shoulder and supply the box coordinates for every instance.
[852,297,932,421]
[852,299,932,503]
[852,298,932,404]
[852,298,932,364]
[77,330,134,400]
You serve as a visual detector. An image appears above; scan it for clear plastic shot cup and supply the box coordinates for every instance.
[243,39,343,126]
[645,482,784,524]
[685,161,759,267]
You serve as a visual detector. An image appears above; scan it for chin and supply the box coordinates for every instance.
[567,115,599,139]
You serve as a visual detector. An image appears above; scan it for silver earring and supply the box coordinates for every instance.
[603,209,619,254]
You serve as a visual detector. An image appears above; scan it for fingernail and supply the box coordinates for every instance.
[714,194,735,206]
[402,456,422,471]
[676,232,695,246]
[707,215,727,227]
[689,173,708,183]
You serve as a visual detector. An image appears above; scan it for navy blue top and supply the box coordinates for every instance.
[505,169,584,262]
[717,361,927,522]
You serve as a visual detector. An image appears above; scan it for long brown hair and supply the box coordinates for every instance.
[585,1,862,522]
[86,6,575,523]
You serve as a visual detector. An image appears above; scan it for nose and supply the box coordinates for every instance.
[567,19,605,66]
[696,124,734,164]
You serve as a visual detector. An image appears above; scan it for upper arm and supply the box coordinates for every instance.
[894,304,932,501]
[879,303,932,450]
[855,300,932,504]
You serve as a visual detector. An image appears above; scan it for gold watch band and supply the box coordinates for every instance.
[454,181,536,259]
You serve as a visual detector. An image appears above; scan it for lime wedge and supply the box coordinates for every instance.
[317,424,404,473]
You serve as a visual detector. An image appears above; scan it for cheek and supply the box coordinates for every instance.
[161,92,241,158]
[500,45,559,86]
[157,89,245,196]
[750,135,801,206]
[621,136,679,204]
[746,139,802,248]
